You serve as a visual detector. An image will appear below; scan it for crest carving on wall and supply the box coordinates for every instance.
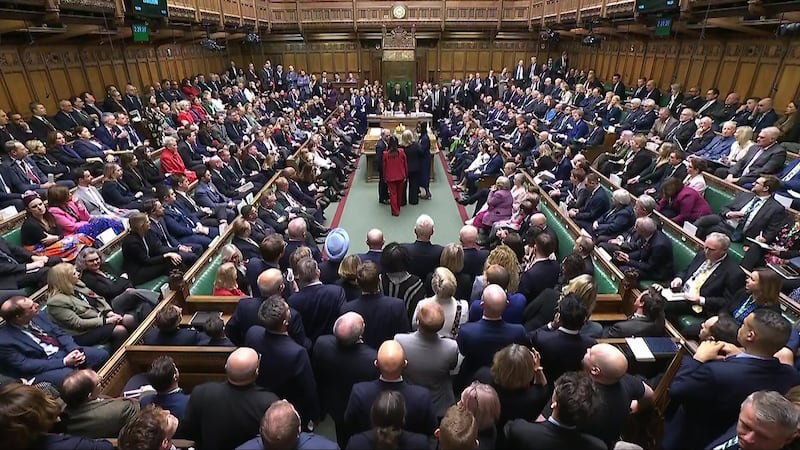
[382,25,416,50]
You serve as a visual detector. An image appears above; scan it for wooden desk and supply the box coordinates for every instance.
[367,112,433,131]
[361,127,439,182]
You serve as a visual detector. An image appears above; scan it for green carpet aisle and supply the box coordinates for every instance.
[329,152,467,249]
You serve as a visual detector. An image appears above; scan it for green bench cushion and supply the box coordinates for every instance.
[4,228,21,247]
[540,203,618,295]
[678,314,704,332]
[705,185,734,214]
[105,249,167,292]
[729,242,745,261]
[189,254,224,296]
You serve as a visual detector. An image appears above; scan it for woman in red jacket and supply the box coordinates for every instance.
[657,177,712,225]
[382,136,408,216]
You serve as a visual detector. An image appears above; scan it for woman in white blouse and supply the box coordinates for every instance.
[684,157,707,195]
[723,125,755,166]
[412,267,469,339]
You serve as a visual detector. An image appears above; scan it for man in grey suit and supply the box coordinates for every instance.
[715,127,786,186]
[73,168,135,218]
[603,288,666,338]
[395,302,459,418]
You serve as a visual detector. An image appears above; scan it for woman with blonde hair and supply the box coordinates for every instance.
[458,382,501,449]
[723,126,754,166]
[46,262,135,348]
[475,344,548,431]
[213,262,247,296]
[336,254,362,300]
[399,128,423,205]
[523,254,597,332]
[471,245,521,300]
[435,243,472,300]
[413,267,469,339]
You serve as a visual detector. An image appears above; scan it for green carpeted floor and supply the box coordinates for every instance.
[327,153,467,249]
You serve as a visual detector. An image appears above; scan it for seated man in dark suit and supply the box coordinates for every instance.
[279,218,323,271]
[340,261,409,349]
[519,232,560,303]
[504,371,606,450]
[142,199,200,269]
[663,309,800,450]
[312,312,378,448]
[603,287,666,337]
[179,348,280,450]
[402,214,444,280]
[457,284,527,385]
[0,235,60,299]
[287,257,346,342]
[227,268,310,350]
[528,294,596,385]
[613,216,674,283]
[569,173,611,233]
[143,305,207,346]
[244,295,319,427]
[0,296,109,385]
[344,340,437,442]
[706,391,800,450]
[715,127,786,186]
[692,175,786,243]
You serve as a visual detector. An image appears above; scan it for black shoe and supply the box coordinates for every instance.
[379,199,390,205]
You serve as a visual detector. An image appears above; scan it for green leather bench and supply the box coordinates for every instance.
[188,254,224,296]
[4,228,22,247]
[105,249,168,293]
[539,203,619,295]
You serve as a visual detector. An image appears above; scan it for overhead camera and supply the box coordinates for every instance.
[200,38,225,51]
[582,34,602,47]
[244,32,260,43]
[540,28,560,42]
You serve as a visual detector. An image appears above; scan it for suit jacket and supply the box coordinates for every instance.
[280,239,322,271]
[730,143,787,182]
[667,120,698,150]
[226,296,310,349]
[622,151,654,182]
[594,205,636,238]
[46,289,113,336]
[0,237,45,290]
[677,253,745,314]
[312,335,378,424]
[519,259,560,302]
[340,293,410,349]
[719,193,786,242]
[685,129,717,155]
[344,379,437,437]
[121,167,153,195]
[528,327,596,385]
[504,419,606,450]
[574,187,611,223]
[232,236,261,261]
[29,116,56,141]
[288,283,346,342]
[53,110,89,132]
[462,247,489,277]
[395,330,459,416]
[63,397,138,439]
[626,229,674,281]
[121,232,172,286]
[346,430,430,450]
[0,313,81,378]
[5,158,47,192]
[603,315,665,337]
[457,319,527,379]
[402,240,444,279]
[101,180,140,209]
[664,355,800,450]
[73,139,111,160]
[180,381,279,450]
[143,327,206,346]
[244,327,319,423]
[258,206,289,235]
[93,126,122,150]
[357,250,383,272]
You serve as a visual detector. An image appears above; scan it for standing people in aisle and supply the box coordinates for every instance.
[383,136,408,217]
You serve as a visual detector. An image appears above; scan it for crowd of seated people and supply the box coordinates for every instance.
[4,57,800,450]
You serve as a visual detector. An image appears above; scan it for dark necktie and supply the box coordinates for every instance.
[29,322,60,347]
[153,220,175,246]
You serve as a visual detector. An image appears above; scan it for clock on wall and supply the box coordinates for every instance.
[392,4,407,19]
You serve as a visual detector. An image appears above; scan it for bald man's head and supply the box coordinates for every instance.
[226,347,260,385]
[480,284,508,319]
[333,312,365,345]
[287,218,306,240]
[582,343,628,384]
[459,225,479,248]
[531,213,547,227]
[376,340,406,380]
[257,268,285,298]
[366,229,384,250]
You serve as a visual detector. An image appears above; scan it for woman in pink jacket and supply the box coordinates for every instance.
[657,177,712,225]
[47,185,124,239]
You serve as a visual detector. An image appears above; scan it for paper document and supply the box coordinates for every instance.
[775,194,793,209]
[609,173,622,186]
[746,237,772,250]
[97,228,117,245]
[0,205,18,220]
[682,222,698,237]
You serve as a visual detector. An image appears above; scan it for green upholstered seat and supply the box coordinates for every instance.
[539,203,618,295]
[4,228,22,247]
[189,255,223,296]
[704,185,734,214]
[678,314,705,332]
[728,242,745,261]
[105,249,167,292]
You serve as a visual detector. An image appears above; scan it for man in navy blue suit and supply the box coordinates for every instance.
[519,232,561,303]
[227,268,310,350]
[569,173,611,233]
[158,186,217,247]
[460,225,489,278]
[236,400,338,450]
[143,305,207,346]
[279,218,322,271]
[312,312,378,448]
[0,296,108,385]
[340,261,410,349]
[614,216,674,283]
[464,144,503,195]
[288,257,346,343]
[244,295,319,427]
[402,214,444,280]
[663,309,800,450]
[457,284,527,386]
[344,340,437,441]
[357,228,384,273]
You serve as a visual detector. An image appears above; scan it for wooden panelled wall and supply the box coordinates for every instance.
[4,35,800,116]
[0,44,240,115]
